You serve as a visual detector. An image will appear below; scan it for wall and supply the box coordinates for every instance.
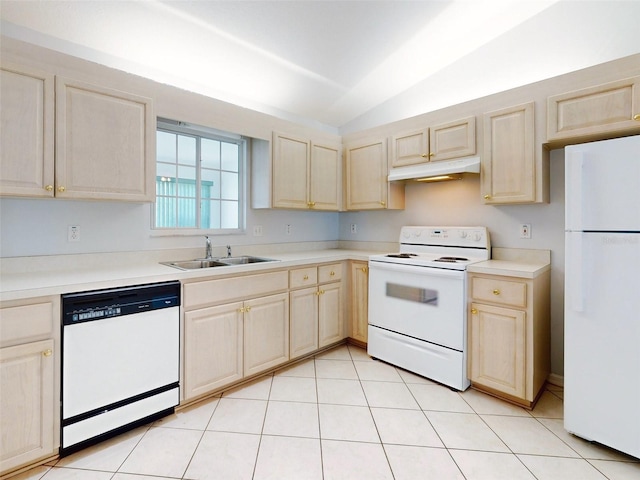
[340,149,566,377]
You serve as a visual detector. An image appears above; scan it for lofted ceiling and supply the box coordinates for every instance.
[1,1,639,133]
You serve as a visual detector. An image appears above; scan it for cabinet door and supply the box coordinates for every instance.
[350,262,369,343]
[0,63,55,198]
[184,303,243,400]
[244,293,290,376]
[0,339,54,472]
[272,133,310,209]
[55,77,155,201]
[469,303,526,399]
[391,128,428,167]
[345,139,389,210]
[547,76,640,142]
[482,102,536,204]
[289,287,319,359]
[429,116,476,162]
[319,282,344,347]
[309,142,341,211]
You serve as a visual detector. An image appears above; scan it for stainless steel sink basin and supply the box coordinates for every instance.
[162,256,277,270]
[161,259,229,270]
[218,256,276,265]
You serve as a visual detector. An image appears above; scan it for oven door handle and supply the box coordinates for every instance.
[368,260,465,279]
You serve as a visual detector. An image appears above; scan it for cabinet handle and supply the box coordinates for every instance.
[303,275,309,280]
[45,185,54,192]
[493,289,501,295]
[57,186,66,193]
[245,306,251,312]
[380,201,386,207]
[421,153,428,158]
[361,266,368,273]
[429,152,435,157]
[471,308,478,315]
[42,349,53,357]
[634,113,640,121]
[483,194,491,200]
[330,271,335,276]
[315,291,322,296]
[238,307,245,313]
[308,201,316,208]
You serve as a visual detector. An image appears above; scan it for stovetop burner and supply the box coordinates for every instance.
[434,256,469,263]
[385,253,417,258]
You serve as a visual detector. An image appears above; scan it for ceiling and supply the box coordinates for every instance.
[2,1,639,133]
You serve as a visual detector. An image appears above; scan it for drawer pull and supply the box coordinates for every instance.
[42,349,53,357]
[634,113,640,121]
[330,271,335,276]
[493,289,501,295]
[303,275,309,280]
[471,308,478,315]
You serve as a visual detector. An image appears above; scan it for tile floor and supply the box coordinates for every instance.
[11,344,640,480]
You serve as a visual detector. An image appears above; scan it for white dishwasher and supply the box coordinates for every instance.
[61,281,180,455]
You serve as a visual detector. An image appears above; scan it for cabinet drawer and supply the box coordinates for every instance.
[290,267,318,289]
[471,277,527,308]
[318,263,342,283]
[184,271,288,310]
[0,298,57,347]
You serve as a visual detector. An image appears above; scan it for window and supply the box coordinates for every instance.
[155,119,245,232]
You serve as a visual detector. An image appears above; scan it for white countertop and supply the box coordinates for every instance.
[467,259,550,279]
[0,249,376,302]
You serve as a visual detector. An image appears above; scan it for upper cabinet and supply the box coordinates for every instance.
[55,77,155,202]
[0,63,155,202]
[344,137,404,210]
[391,116,476,167]
[547,76,640,145]
[482,102,547,205]
[255,132,341,211]
[0,63,55,197]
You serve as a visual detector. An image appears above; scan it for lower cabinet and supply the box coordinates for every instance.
[468,271,550,408]
[244,293,290,377]
[349,261,369,344]
[289,263,344,360]
[0,297,59,475]
[183,303,244,399]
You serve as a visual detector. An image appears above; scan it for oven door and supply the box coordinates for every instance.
[368,260,466,351]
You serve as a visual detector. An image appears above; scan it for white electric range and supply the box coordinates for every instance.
[367,226,490,391]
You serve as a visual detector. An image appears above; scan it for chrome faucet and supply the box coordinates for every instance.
[226,245,232,258]
[205,236,212,259]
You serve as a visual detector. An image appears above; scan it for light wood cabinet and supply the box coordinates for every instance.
[482,102,546,204]
[547,76,640,144]
[55,77,155,201]
[243,293,290,376]
[289,263,344,359]
[271,132,341,211]
[468,271,550,408]
[345,137,404,210]
[1,297,59,475]
[0,63,55,198]
[183,303,244,399]
[0,65,155,202]
[391,116,476,167]
[349,261,369,345]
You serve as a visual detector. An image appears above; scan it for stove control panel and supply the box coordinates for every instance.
[400,226,490,249]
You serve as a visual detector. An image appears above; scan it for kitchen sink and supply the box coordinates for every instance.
[218,256,276,265]
[162,256,278,270]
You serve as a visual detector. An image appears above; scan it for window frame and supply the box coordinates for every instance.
[153,118,247,236]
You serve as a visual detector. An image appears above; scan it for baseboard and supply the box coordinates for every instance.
[547,373,564,387]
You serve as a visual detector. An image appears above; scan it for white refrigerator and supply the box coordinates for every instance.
[564,135,640,458]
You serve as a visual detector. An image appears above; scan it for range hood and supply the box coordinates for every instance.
[388,156,480,182]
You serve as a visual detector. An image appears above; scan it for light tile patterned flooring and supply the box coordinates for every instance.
[13,344,640,480]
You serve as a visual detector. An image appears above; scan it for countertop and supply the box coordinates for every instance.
[467,247,551,279]
[0,249,375,302]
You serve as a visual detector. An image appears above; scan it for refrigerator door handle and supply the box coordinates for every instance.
[567,233,585,312]
[565,151,584,231]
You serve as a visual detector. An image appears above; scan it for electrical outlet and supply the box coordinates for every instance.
[350,223,357,234]
[285,224,292,235]
[253,225,263,236]
[68,225,80,242]
[520,224,531,239]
